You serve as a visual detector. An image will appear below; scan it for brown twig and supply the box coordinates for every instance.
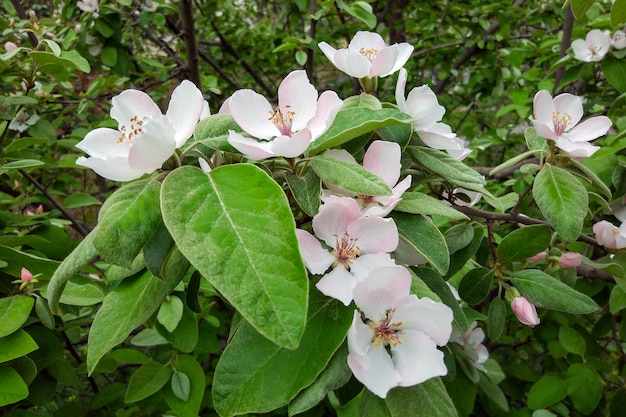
[9,0,39,48]
[553,5,574,94]
[178,0,201,88]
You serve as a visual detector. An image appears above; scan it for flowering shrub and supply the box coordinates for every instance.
[1,1,626,416]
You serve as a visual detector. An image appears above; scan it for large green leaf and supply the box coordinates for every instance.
[212,291,352,417]
[601,58,626,94]
[395,192,469,221]
[393,212,449,275]
[307,107,412,156]
[527,375,567,409]
[94,178,162,267]
[87,269,183,374]
[0,330,39,364]
[571,0,595,19]
[532,164,588,242]
[309,156,392,196]
[285,169,322,217]
[0,365,29,407]
[496,225,552,262]
[612,0,626,25]
[458,267,494,305]
[409,146,485,186]
[567,364,602,414]
[0,296,34,338]
[161,164,308,349]
[509,269,598,314]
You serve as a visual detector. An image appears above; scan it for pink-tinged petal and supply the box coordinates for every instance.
[295,229,334,274]
[200,100,211,120]
[511,296,540,326]
[563,115,611,142]
[228,89,281,139]
[364,175,412,217]
[571,39,592,62]
[323,148,357,164]
[418,123,460,150]
[269,129,312,158]
[393,297,453,345]
[313,196,363,245]
[387,43,414,75]
[405,87,445,130]
[110,89,161,128]
[395,68,408,112]
[348,31,387,53]
[332,49,371,78]
[531,119,558,141]
[363,141,401,187]
[593,220,619,248]
[218,96,232,114]
[348,343,400,398]
[348,310,375,355]
[352,265,412,319]
[307,90,343,140]
[447,142,472,161]
[316,266,358,306]
[227,131,276,160]
[392,329,448,386]
[553,93,583,127]
[349,253,396,281]
[318,41,338,65]
[76,155,142,182]
[532,90,556,126]
[76,128,131,158]
[348,216,399,254]
[165,80,204,147]
[128,116,176,173]
[587,29,612,56]
[369,46,401,77]
[554,138,600,157]
[278,70,318,133]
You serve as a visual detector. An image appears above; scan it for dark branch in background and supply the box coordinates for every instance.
[197,48,240,92]
[144,31,186,69]
[553,5,574,94]
[9,0,39,48]
[19,170,90,237]
[433,0,526,94]
[62,331,99,393]
[305,0,317,81]
[178,0,202,89]
[210,22,274,97]
[474,157,539,179]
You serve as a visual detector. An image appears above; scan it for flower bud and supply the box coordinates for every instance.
[28,10,36,19]
[527,251,547,263]
[559,252,582,269]
[511,296,540,327]
[21,267,34,282]
[5,41,17,52]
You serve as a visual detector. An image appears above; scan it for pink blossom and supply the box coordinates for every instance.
[613,31,626,50]
[347,265,453,398]
[527,252,547,263]
[321,141,411,217]
[5,41,17,52]
[511,296,540,327]
[450,322,489,371]
[318,31,413,79]
[592,220,626,249]
[559,252,582,269]
[21,267,34,282]
[571,29,612,62]
[226,70,342,160]
[530,90,611,157]
[295,196,398,305]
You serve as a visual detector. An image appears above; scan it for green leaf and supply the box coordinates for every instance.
[309,155,392,196]
[157,295,184,333]
[163,355,205,417]
[559,156,612,199]
[409,146,485,185]
[558,326,586,356]
[285,170,321,217]
[101,46,118,67]
[393,212,449,275]
[28,50,90,73]
[212,291,352,417]
[445,224,475,255]
[0,159,45,170]
[567,364,602,414]
[307,107,412,156]
[155,304,198,353]
[489,150,544,176]
[64,193,102,209]
[47,232,98,313]
[394,192,469,221]
[496,225,552,262]
[370,378,459,417]
[376,122,412,150]
[532,164,588,242]
[525,127,549,152]
[571,0,595,19]
[94,178,162,267]
[487,297,506,342]
[87,270,183,374]
[43,275,105,306]
[341,1,376,29]
[124,360,172,403]
[528,375,568,409]
[612,0,626,26]
[0,366,29,407]
[601,58,626,94]
[193,113,240,153]
[446,226,484,279]
[0,296,34,338]
[161,165,308,349]
[60,50,90,72]
[413,267,468,331]
[509,269,599,314]
[610,285,626,314]
[0,330,39,363]
[171,371,191,402]
[458,267,493,305]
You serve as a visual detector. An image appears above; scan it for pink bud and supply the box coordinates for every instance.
[21,267,34,282]
[559,252,582,269]
[527,252,547,263]
[5,41,17,52]
[511,296,540,327]
[35,204,43,214]
[28,10,36,19]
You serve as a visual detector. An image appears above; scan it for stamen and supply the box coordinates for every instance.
[359,47,380,61]
[117,115,145,143]
[371,308,406,347]
[551,111,572,136]
[268,105,295,136]
[332,232,360,267]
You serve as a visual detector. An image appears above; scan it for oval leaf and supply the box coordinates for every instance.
[497,225,553,262]
[309,155,392,196]
[0,296,34,338]
[458,267,494,305]
[163,355,205,417]
[124,360,171,403]
[393,212,450,275]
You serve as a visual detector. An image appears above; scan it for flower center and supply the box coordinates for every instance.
[117,115,145,143]
[357,193,376,207]
[359,47,380,61]
[268,105,295,136]
[371,308,406,347]
[552,111,572,136]
[332,232,360,268]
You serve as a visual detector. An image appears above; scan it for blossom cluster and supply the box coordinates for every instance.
[571,29,626,62]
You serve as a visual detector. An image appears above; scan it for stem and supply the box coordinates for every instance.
[178,0,202,89]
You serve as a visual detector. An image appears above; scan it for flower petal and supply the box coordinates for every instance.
[128,115,176,173]
[395,68,408,112]
[554,138,600,157]
[531,119,558,141]
[363,140,401,187]
[269,129,312,158]
[307,90,343,140]
[532,90,556,127]
[348,342,400,398]
[563,115,612,142]
[165,80,204,147]
[76,128,131,159]
[349,253,396,282]
[393,296,453,346]
[347,216,399,254]
[228,89,281,139]
[313,196,363,246]
[392,329,448,386]
[318,41,338,65]
[295,229,334,274]
[352,265,412,319]
[347,310,375,356]
[76,155,141,182]
[227,131,276,160]
[316,266,358,306]
[278,70,318,133]
[553,93,583,127]
[348,31,387,53]
[332,48,371,79]
[110,89,161,128]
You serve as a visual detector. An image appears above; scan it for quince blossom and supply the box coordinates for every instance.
[77,0,99,15]
[613,31,626,50]
[76,80,204,181]
[296,196,398,305]
[9,109,39,132]
[530,90,611,157]
[593,220,626,249]
[322,140,412,217]
[571,29,612,62]
[511,296,540,327]
[318,31,413,79]
[396,68,470,159]
[226,70,342,160]
[450,322,489,372]
[347,265,453,398]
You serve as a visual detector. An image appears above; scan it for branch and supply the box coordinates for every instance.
[9,0,39,48]
[553,5,574,94]
[178,0,201,89]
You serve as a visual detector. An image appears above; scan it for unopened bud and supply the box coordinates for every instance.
[526,252,547,263]
[559,252,582,269]
[28,10,36,19]
[21,267,34,282]
[511,296,540,327]
[5,41,17,52]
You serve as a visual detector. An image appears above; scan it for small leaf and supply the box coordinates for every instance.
[64,193,102,209]
[163,355,205,417]
[395,192,469,221]
[527,375,568,409]
[157,295,184,333]
[309,155,392,196]
[341,1,376,29]
[1,159,45,170]
[0,330,39,364]
[458,267,493,305]
[0,366,29,407]
[0,296,35,338]
[125,360,172,403]
[285,170,321,217]
[497,225,552,262]
[571,0,595,19]
[171,371,191,402]
[393,212,449,275]
[487,297,506,341]
[601,58,626,94]
[558,326,586,356]
[566,364,602,414]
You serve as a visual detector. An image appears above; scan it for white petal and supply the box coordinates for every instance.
[349,31,387,53]
[228,89,281,139]
[563,116,611,142]
[110,89,161,128]
[76,155,142,182]
[323,148,357,164]
[76,128,130,159]
[347,310,375,356]
[307,90,343,140]
[530,119,558,141]
[313,196,363,246]
[405,88,445,130]
[571,39,592,62]
[269,129,312,158]
[364,175,412,217]
[349,253,396,282]
[315,266,358,306]
[532,90,556,127]
[395,68,408,112]
[393,297,453,346]
[295,229,334,274]
[417,123,461,151]
[278,71,317,133]
[363,141,401,187]
[553,93,583,127]
[352,265,412,320]
[128,116,176,173]
[348,343,401,398]
[554,138,600,157]
[392,330,448,386]
[332,49,371,79]
[348,216,399,254]
[165,80,204,147]
[318,41,338,65]
[227,131,276,160]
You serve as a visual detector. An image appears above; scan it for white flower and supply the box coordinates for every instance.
[450,322,489,372]
[77,0,99,15]
[9,109,39,132]
[571,29,612,62]
[347,265,453,398]
[612,31,626,50]
[76,80,204,181]
[319,31,413,79]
